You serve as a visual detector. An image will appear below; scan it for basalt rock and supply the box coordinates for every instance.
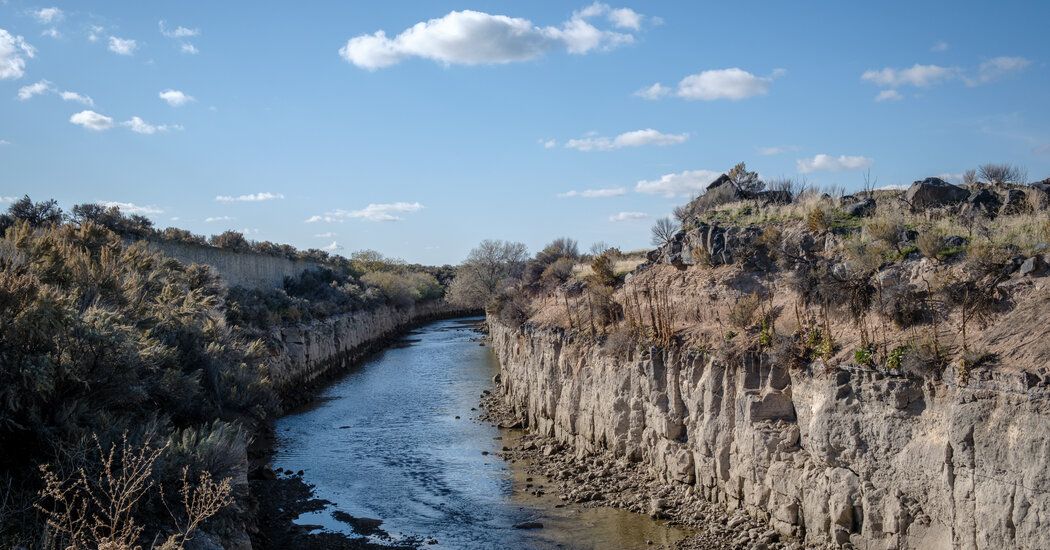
[905,177,969,211]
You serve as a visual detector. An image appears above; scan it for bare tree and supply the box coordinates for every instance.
[962,169,978,186]
[588,241,611,257]
[447,240,528,308]
[979,163,1026,186]
[650,217,680,247]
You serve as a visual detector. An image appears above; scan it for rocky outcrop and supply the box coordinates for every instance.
[268,302,473,397]
[906,178,969,211]
[141,238,322,289]
[489,319,1050,549]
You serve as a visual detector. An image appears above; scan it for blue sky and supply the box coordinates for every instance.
[1,1,1048,264]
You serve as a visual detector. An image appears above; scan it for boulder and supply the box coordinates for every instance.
[1000,188,1028,215]
[905,177,969,211]
[966,188,1002,215]
[844,198,876,218]
[755,190,793,206]
[944,235,967,248]
[1019,256,1046,277]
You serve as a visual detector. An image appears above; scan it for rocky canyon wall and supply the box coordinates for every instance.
[489,319,1050,549]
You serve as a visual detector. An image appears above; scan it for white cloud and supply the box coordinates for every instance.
[180,43,199,55]
[0,140,10,146]
[18,80,94,105]
[642,68,782,102]
[634,169,722,197]
[608,7,643,30]
[204,216,235,223]
[122,116,179,134]
[87,25,104,43]
[875,89,903,102]
[60,90,93,105]
[33,7,63,24]
[758,145,798,156]
[538,138,557,149]
[969,56,1030,86]
[17,79,51,100]
[565,128,688,151]
[97,201,163,215]
[159,89,194,106]
[558,187,626,198]
[0,195,16,202]
[323,241,344,252]
[0,29,36,80]
[936,172,964,183]
[41,28,60,39]
[633,82,669,100]
[861,64,957,88]
[159,21,199,38]
[314,232,337,238]
[931,41,949,52]
[338,7,639,70]
[609,211,648,222]
[306,202,424,223]
[796,154,873,173]
[69,110,114,131]
[215,192,284,203]
[108,36,137,55]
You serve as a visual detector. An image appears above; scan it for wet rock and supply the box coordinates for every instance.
[513,521,544,529]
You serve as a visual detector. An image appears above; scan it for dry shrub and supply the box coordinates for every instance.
[728,293,761,329]
[916,228,945,260]
[805,205,831,233]
[864,217,904,249]
[603,324,642,357]
[901,334,945,378]
[879,280,930,328]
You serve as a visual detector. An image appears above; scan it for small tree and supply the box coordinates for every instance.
[978,163,1026,186]
[209,230,250,252]
[7,195,64,227]
[650,217,680,247]
[727,162,764,193]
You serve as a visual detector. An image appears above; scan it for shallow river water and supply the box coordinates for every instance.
[274,317,691,549]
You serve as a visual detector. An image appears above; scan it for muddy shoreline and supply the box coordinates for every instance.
[478,380,802,550]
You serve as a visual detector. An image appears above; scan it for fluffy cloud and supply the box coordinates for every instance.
[861,64,957,88]
[205,216,235,223]
[0,29,36,80]
[640,68,783,102]
[875,89,903,102]
[17,80,94,105]
[0,195,17,202]
[122,116,180,134]
[42,28,60,39]
[215,192,284,203]
[565,128,688,151]
[634,169,722,197]
[538,138,557,149]
[33,7,63,24]
[97,201,163,215]
[180,43,199,55]
[758,145,798,156]
[159,21,199,38]
[339,6,640,70]
[558,187,626,198]
[609,211,648,222]
[17,79,51,100]
[323,241,344,252]
[306,202,424,223]
[796,154,873,173]
[69,110,114,131]
[159,89,194,106]
[108,36,137,55]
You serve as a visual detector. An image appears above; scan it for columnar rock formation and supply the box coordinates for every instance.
[489,319,1050,549]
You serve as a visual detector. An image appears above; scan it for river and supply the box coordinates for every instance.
[273,317,691,549]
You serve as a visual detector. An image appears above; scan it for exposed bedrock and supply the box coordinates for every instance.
[489,319,1050,549]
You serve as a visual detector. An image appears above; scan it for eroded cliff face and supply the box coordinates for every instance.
[489,319,1050,549]
[269,302,472,396]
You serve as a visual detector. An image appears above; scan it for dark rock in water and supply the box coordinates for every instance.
[331,510,387,537]
[844,198,876,217]
[338,425,351,429]
[906,177,969,210]
[513,521,544,530]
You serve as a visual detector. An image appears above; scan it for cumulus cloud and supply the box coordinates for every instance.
[875,89,903,102]
[32,7,63,24]
[180,43,199,55]
[634,169,722,197]
[640,68,783,102]
[215,192,284,203]
[108,36,137,55]
[338,6,640,70]
[1,195,17,202]
[204,215,235,223]
[18,80,94,105]
[306,202,424,223]
[159,21,199,38]
[609,211,648,222]
[538,138,557,149]
[861,64,957,88]
[0,29,36,80]
[42,28,60,39]
[159,89,194,106]
[565,128,688,152]
[69,110,114,131]
[558,187,626,198]
[17,79,50,100]
[122,116,180,134]
[97,201,163,215]
[796,154,873,173]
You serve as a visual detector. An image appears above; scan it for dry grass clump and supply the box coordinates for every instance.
[916,228,946,260]
[728,293,762,329]
[863,217,904,250]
